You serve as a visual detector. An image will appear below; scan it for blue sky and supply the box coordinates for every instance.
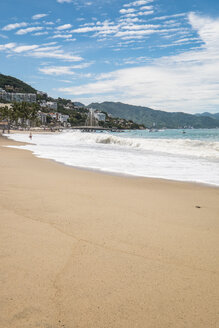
[0,0,219,113]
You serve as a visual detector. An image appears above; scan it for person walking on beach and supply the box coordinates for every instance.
[29,132,32,140]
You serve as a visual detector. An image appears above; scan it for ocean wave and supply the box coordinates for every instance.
[5,131,219,186]
[5,131,219,160]
[62,131,219,160]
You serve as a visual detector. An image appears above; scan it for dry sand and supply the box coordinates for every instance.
[0,134,218,328]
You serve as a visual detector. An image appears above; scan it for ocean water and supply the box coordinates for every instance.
[5,128,219,186]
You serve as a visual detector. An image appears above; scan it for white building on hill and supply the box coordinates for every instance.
[0,90,36,103]
[40,101,57,110]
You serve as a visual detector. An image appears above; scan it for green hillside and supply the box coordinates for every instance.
[89,102,219,129]
[196,112,219,120]
[0,73,36,93]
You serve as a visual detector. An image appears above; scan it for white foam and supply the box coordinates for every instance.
[5,131,219,186]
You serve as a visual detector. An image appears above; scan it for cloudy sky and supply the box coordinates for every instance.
[0,0,219,113]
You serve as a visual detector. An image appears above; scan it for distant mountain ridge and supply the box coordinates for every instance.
[196,112,219,120]
[88,102,219,129]
[0,73,36,94]
[74,102,85,107]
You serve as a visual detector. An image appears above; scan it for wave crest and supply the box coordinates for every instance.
[68,131,219,160]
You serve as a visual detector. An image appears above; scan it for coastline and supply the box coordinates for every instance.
[0,134,219,328]
[5,130,219,188]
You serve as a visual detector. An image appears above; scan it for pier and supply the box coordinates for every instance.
[71,126,116,132]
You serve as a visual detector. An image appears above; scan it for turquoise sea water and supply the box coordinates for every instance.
[116,128,219,141]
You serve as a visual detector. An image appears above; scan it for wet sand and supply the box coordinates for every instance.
[0,135,218,328]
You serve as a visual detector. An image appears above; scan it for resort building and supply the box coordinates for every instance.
[0,89,36,103]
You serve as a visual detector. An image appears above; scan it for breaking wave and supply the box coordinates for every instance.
[5,129,219,186]
[61,131,219,160]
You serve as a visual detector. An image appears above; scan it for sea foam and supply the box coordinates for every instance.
[5,130,219,186]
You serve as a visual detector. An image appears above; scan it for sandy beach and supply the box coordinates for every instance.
[0,134,218,328]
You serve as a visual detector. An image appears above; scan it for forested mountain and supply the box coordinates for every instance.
[196,112,219,120]
[0,74,36,93]
[89,102,219,129]
[74,102,85,107]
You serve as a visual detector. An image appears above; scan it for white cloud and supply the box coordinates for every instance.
[58,13,219,113]
[52,34,73,39]
[0,40,83,62]
[16,27,43,35]
[121,23,160,30]
[33,32,49,36]
[59,80,72,83]
[42,41,58,46]
[39,66,76,75]
[137,11,154,16]
[39,62,92,75]
[115,29,156,38]
[120,8,136,14]
[0,42,16,50]
[2,22,28,31]
[140,5,153,10]
[56,24,72,30]
[188,12,219,46]
[151,13,186,21]
[64,38,76,42]
[124,0,153,7]
[71,22,119,36]
[32,14,48,20]
[30,51,82,61]
[70,62,92,69]
[71,17,161,39]
[13,45,39,53]
[68,3,171,42]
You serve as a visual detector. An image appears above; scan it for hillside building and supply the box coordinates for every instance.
[38,111,48,124]
[0,89,36,103]
[40,101,57,110]
[37,91,48,97]
[57,113,69,123]
[48,112,69,123]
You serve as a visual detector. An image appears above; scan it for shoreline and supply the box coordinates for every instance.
[0,133,219,328]
[3,132,219,189]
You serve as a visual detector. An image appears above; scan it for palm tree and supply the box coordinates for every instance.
[0,105,11,133]
[28,103,39,128]
[19,102,31,128]
[0,102,40,132]
[11,102,39,129]
[11,102,21,127]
